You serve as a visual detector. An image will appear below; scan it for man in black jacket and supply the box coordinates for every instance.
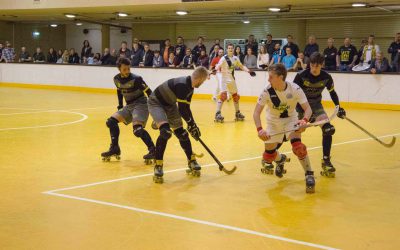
[139,43,154,67]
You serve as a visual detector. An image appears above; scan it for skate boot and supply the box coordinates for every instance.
[186,154,201,177]
[153,160,164,184]
[101,144,121,161]
[275,154,290,178]
[261,160,274,174]
[305,171,315,194]
[214,111,224,123]
[143,147,155,165]
[320,157,336,178]
[234,111,245,121]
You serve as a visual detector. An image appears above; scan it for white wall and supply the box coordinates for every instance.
[1,64,399,107]
[66,24,102,55]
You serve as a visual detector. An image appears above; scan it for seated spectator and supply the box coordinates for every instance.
[370,52,390,74]
[292,51,307,71]
[245,34,259,57]
[0,41,15,63]
[180,48,194,68]
[47,48,57,63]
[282,47,296,70]
[32,47,45,63]
[61,50,69,64]
[283,35,299,58]
[0,43,3,59]
[269,43,284,66]
[152,50,164,68]
[210,48,224,71]
[161,39,174,66]
[257,44,269,69]
[167,52,177,67]
[234,45,245,63]
[18,47,32,62]
[209,44,220,65]
[323,38,338,71]
[192,36,206,61]
[101,48,111,65]
[81,40,92,62]
[337,38,358,71]
[209,38,221,55]
[196,49,209,68]
[92,53,102,65]
[117,41,131,59]
[131,42,143,66]
[244,47,257,69]
[68,48,80,64]
[388,32,400,66]
[304,35,319,64]
[139,43,154,67]
[109,49,117,65]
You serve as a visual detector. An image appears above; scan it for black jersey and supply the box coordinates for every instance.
[113,73,151,105]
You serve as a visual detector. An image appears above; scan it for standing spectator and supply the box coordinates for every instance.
[209,44,220,65]
[1,41,15,63]
[152,50,164,68]
[109,49,117,65]
[257,44,269,69]
[210,48,224,101]
[192,36,206,61]
[323,38,338,71]
[18,47,32,62]
[131,42,143,66]
[117,41,131,59]
[283,35,299,58]
[47,48,57,63]
[245,34,259,57]
[210,48,224,71]
[133,37,144,50]
[196,49,209,68]
[174,36,186,62]
[180,48,194,68]
[101,48,111,65]
[269,43,284,65]
[244,47,257,69]
[388,32,400,65]
[304,35,319,63]
[161,39,174,66]
[370,52,390,74]
[336,38,358,71]
[139,43,154,67]
[81,40,92,62]
[282,47,296,70]
[234,45,245,63]
[209,38,221,55]
[392,52,400,72]
[265,34,275,56]
[355,39,368,65]
[32,47,45,63]
[292,51,307,71]
[360,35,380,65]
[68,48,80,64]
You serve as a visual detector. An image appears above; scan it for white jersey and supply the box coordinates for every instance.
[216,54,243,78]
[257,81,308,122]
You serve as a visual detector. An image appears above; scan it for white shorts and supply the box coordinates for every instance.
[266,117,298,144]
[218,74,238,94]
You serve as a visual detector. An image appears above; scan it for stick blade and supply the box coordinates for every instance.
[222,165,237,175]
[382,136,396,148]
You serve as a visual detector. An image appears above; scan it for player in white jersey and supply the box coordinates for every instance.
[253,64,315,193]
[214,43,255,122]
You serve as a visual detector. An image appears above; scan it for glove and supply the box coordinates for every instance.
[337,107,346,119]
[187,123,201,140]
[249,71,256,77]
[117,105,123,110]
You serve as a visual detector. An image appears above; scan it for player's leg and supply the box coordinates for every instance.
[227,79,244,121]
[101,109,128,161]
[215,77,227,123]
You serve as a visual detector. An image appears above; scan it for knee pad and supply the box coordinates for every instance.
[322,123,335,136]
[263,149,277,164]
[232,93,240,102]
[291,139,308,159]
[220,92,228,101]
[174,127,190,141]
[133,125,144,138]
[106,117,119,128]
[159,123,172,140]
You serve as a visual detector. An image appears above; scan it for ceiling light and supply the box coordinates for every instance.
[50,24,58,27]
[65,14,76,18]
[242,19,250,24]
[352,3,366,7]
[117,12,128,17]
[176,10,188,16]
[268,7,281,12]
[76,23,83,26]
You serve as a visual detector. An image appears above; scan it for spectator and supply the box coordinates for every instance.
[117,41,131,59]
[180,48,194,68]
[304,35,319,63]
[388,32,400,65]
[161,39,174,65]
[0,43,3,58]
[47,48,57,63]
[337,37,358,71]
[101,48,112,65]
[81,40,92,62]
[174,36,186,62]
[265,34,275,56]
[209,44,220,65]
[68,48,80,64]
[1,41,15,63]
[61,50,69,64]
[234,45,245,63]
[269,43,284,65]
[174,46,183,65]
[152,50,164,68]
[210,48,224,71]
[133,37,144,50]
[283,35,299,58]
[257,44,269,69]
[355,39,367,65]
[32,47,45,63]
[244,47,257,69]
[18,47,32,62]
[360,35,380,64]
[167,52,177,67]
[131,42,143,66]
[196,49,209,68]
[282,47,296,70]
[323,38,338,71]
[245,34,259,57]
[139,43,154,67]
[370,52,390,74]
[109,49,117,65]
[209,38,221,55]
[192,36,206,61]
[392,52,400,72]
[292,51,307,71]
[92,53,102,65]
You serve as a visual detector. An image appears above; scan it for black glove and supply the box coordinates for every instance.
[249,71,256,77]
[337,107,346,119]
[187,123,201,140]
[117,105,123,110]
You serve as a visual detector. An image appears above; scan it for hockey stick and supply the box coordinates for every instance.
[198,138,237,175]
[344,116,396,148]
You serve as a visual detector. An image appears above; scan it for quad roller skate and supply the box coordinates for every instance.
[320,157,336,178]
[275,154,290,178]
[186,155,201,177]
[214,111,224,123]
[234,111,245,122]
[261,160,274,174]
[305,171,315,194]
[153,160,164,184]
[143,147,155,165]
[101,144,121,162]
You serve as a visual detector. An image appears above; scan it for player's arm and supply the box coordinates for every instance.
[215,56,225,71]
[117,89,123,110]
[138,77,152,96]
[326,76,346,118]
[253,91,270,141]
[177,92,200,140]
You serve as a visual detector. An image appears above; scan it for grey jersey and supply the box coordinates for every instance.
[114,73,150,104]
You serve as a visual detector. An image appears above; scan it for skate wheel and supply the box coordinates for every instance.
[283,170,287,174]
[106,158,110,162]
[286,157,291,162]
[261,168,266,174]
[115,155,121,160]
[306,186,315,194]
[153,176,163,184]
[186,169,191,175]
[320,171,324,176]
[194,171,201,177]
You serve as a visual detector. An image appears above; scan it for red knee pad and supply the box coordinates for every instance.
[220,92,228,101]
[292,141,307,159]
[263,150,277,163]
[232,93,240,102]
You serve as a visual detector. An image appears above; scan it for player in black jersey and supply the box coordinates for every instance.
[293,52,346,177]
[148,66,209,183]
[101,58,156,164]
